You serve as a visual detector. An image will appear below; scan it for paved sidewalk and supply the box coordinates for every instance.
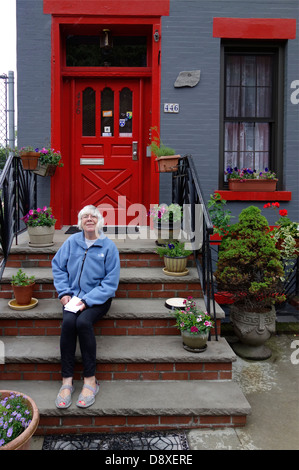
[188,334,299,450]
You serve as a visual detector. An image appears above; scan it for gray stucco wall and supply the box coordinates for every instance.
[161,0,299,224]
[17,0,52,207]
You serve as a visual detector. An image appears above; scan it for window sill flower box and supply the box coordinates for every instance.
[228,179,278,192]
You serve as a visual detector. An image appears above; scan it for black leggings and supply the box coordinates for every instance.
[60,298,112,378]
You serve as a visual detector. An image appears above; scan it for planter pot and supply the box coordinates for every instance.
[20,152,40,170]
[155,155,180,173]
[230,305,276,360]
[33,163,57,177]
[228,179,277,192]
[181,330,209,353]
[12,283,35,305]
[0,390,39,450]
[163,255,188,275]
[153,220,181,246]
[27,225,55,247]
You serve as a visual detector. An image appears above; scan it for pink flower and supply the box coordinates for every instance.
[204,321,212,327]
[42,206,48,211]
[29,210,34,215]
[190,326,199,333]
[36,208,42,212]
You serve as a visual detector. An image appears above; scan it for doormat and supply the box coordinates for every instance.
[65,226,140,235]
[42,431,189,451]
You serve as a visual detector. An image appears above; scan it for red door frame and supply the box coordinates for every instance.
[44,1,170,228]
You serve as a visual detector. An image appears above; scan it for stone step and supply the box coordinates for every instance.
[0,266,203,300]
[0,379,251,434]
[0,298,224,337]
[0,335,234,381]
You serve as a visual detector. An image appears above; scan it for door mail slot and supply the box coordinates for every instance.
[80,158,104,165]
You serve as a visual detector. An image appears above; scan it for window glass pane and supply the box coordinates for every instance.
[82,87,95,136]
[101,88,114,136]
[119,87,132,137]
[225,54,273,118]
[66,36,147,67]
[224,122,270,176]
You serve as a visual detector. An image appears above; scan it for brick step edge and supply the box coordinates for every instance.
[0,380,251,434]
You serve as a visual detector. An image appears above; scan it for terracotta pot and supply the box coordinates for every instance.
[228,179,277,192]
[230,305,276,360]
[20,152,40,171]
[163,255,188,273]
[181,330,209,352]
[155,155,180,173]
[12,283,35,305]
[27,225,55,247]
[0,390,39,450]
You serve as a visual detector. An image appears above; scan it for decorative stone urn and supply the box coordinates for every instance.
[230,305,276,360]
[27,225,55,247]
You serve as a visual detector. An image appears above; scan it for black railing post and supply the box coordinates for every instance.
[172,155,217,340]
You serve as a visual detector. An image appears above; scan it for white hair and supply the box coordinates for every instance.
[77,205,104,235]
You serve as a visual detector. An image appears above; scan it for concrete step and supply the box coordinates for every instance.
[0,335,234,381]
[0,379,251,434]
[0,297,224,319]
[1,266,201,283]
[0,298,224,337]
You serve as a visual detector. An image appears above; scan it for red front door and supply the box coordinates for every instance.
[72,78,141,225]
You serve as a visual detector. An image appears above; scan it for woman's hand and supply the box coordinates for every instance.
[60,295,71,306]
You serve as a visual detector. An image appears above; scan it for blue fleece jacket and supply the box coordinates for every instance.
[52,231,120,307]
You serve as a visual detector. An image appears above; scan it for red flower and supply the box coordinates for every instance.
[279,209,288,217]
[272,202,280,208]
[263,203,271,208]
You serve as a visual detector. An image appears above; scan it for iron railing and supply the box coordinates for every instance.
[0,155,37,278]
[172,155,218,340]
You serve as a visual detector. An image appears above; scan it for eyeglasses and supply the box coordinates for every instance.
[82,214,98,220]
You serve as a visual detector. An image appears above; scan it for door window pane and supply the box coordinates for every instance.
[119,87,132,137]
[101,88,114,136]
[82,87,95,136]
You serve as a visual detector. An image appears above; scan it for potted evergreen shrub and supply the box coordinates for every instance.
[214,206,286,360]
[156,240,192,275]
[10,269,35,306]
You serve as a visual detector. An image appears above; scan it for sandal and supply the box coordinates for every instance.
[55,384,75,409]
[76,381,100,408]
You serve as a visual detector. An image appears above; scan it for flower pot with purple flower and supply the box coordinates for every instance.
[0,390,39,450]
[148,203,182,245]
[226,166,277,191]
[21,206,56,247]
[173,297,214,352]
[156,240,192,275]
[33,147,63,177]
